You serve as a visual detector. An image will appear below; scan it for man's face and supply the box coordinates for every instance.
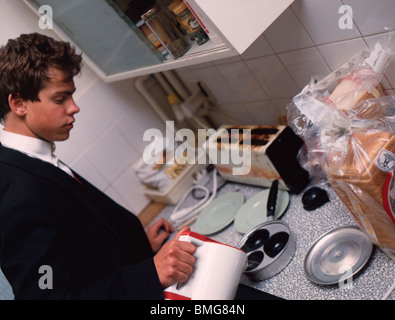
[23,68,79,142]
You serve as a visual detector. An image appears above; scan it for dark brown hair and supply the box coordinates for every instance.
[0,33,82,121]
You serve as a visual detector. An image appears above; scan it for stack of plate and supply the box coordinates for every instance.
[194,189,290,235]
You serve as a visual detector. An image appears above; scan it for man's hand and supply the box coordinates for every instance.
[153,226,196,288]
[146,218,174,253]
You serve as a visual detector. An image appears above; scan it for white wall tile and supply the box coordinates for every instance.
[71,91,109,151]
[272,99,293,116]
[216,103,255,124]
[111,165,150,214]
[88,80,131,125]
[73,67,99,100]
[343,0,395,36]
[216,61,268,102]
[70,154,109,191]
[243,101,280,125]
[317,38,368,70]
[208,109,241,127]
[116,104,166,154]
[212,56,242,66]
[176,67,204,94]
[264,7,313,53]
[84,126,139,183]
[189,66,239,104]
[292,0,360,45]
[279,47,331,89]
[241,34,274,60]
[245,55,300,100]
[55,139,82,166]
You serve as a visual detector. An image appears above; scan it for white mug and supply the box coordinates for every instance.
[163,231,247,300]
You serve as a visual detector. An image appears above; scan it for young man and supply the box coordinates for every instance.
[0,33,195,299]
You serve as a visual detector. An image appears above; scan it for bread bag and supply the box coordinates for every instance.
[287,38,395,259]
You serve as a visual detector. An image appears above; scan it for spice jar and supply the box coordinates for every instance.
[142,5,190,59]
[169,0,209,46]
[136,19,170,60]
[167,0,190,39]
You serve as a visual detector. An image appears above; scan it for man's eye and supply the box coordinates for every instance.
[54,99,65,104]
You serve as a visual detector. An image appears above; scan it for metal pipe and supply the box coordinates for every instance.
[162,70,190,101]
[153,73,175,96]
[134,75,170,123]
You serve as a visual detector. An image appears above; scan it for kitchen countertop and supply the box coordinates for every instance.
[151,180,395,300]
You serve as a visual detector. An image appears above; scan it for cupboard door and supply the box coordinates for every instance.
[31,0,163,76]
[186,0,295,54]
[24,0,294,81]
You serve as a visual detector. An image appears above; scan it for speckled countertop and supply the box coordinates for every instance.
[151,180,395,300]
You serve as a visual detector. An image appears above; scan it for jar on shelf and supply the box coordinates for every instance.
[167,0,190,39]
[142,4,190,59]
[168,0,209,46]
[136,19,171,60]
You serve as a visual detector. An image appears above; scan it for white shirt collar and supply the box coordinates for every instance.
[0,129,74,177]
[0,129,57,165]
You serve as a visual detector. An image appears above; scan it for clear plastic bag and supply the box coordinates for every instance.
[288,39,393,138]
[287,38,395,259]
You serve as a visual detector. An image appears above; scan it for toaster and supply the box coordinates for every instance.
[205,125,309,194]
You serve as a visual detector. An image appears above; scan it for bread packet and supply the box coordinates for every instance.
[287,36,395,259]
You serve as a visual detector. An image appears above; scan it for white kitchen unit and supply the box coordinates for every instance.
[24,0,294,82]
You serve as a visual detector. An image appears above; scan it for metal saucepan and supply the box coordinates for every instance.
[237,180,296,280]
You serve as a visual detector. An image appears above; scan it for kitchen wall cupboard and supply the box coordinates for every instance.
[23,0,294,82]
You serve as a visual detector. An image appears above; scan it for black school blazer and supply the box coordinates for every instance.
[0,143,163,300]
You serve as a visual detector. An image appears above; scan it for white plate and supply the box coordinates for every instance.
[234,189,289,234]
[195,192,244,235]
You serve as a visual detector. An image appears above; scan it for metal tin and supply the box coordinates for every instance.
[237,221,296,280]
[304,226,373,285]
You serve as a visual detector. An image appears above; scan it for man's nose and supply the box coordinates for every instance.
[67,98,80,115]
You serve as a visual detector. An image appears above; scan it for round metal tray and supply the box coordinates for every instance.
[304,226,373,285]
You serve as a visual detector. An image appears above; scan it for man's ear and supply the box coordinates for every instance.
[8,93,27,117]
